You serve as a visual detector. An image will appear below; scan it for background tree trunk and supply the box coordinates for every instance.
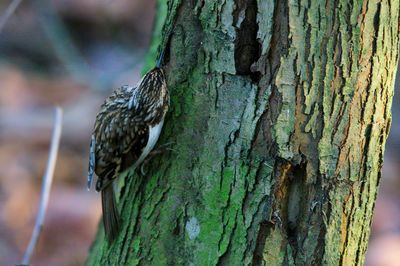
[86,0,399,265]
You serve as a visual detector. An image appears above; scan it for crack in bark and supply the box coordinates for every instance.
[243,190,270,263]
[339,188,354,265]
[216,211,240,265]
[252,220,270,265]
[372,2,381,55]
[249,0,291,263]
[145,186,171,219]
[233,0,260,78]
[242,160,272,258]
[241,160,265,216]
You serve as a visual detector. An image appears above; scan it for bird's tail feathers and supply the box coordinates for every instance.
[101,184,120,242]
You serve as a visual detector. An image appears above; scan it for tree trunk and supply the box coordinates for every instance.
[86,0,399,265]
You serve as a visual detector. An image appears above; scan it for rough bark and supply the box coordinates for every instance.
[86,0,400,265]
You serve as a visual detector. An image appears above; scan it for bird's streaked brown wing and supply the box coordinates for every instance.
[89,86,149,192]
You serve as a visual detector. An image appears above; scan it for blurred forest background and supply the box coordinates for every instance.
[0,0,398,265]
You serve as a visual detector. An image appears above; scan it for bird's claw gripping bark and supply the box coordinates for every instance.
[140,142,175,175]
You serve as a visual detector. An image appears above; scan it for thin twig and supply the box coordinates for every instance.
[0,0,23,34]
[21,107,63,265]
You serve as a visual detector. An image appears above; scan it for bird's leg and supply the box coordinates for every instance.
[150,142,175,157]
[140,142,175,175]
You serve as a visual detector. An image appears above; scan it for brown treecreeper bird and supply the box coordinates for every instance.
[87,50,169,242]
